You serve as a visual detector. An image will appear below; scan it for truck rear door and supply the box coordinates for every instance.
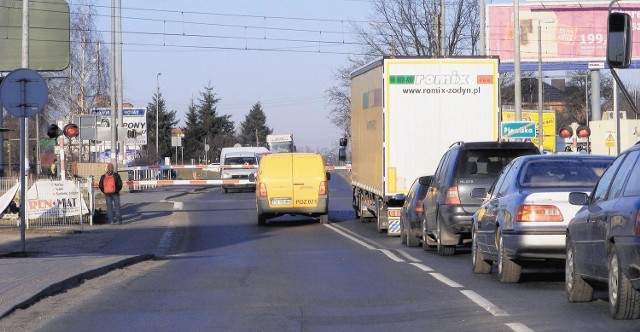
[292,155,323,209]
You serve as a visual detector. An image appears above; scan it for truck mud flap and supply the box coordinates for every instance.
[387,219,400,236]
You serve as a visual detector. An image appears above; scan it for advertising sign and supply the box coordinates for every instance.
[27,180,89,219]
[487,2,640,65]
[91,108,147,145]
[502,110,557,152]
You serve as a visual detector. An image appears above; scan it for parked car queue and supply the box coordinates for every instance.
[397,140,640,320]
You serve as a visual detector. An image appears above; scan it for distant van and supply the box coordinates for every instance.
[219,146,269,193]
[250,153,330,225]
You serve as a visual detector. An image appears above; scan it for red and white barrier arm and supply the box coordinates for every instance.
[324,165,352,171]
[122,164,257,172]
[123,179,254,186]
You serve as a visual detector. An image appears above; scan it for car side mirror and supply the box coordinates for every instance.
[248,173,256,182]
[470,188,488,199]
[326,172,331,181]
[607,12,633,68]
[568,192,589,205]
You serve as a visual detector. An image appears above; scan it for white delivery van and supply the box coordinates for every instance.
[219,146,269,193]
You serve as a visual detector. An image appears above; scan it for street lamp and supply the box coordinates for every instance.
[156,72,161,161]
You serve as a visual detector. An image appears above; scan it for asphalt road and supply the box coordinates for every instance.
[1,175,638,331]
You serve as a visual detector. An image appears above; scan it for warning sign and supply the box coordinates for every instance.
[605,133,616,148]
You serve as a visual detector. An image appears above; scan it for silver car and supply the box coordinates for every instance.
[470,154,614,283]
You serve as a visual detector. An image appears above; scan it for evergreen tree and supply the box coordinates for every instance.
[182,99,204,162]
[196,82,235,162]
[145,91,178,163]
[238,102,273,147]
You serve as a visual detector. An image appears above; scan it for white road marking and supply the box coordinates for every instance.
[173,201,184,210]
[460,290,509,317]
[396,250,422,262]
[377,249,405,262]
[430,273,464,288]
[410,262,434,272]
[505,323,534,332]
[325,224,377,250]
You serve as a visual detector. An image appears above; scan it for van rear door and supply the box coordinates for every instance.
[264,154,294,208]
[292,154,324,208]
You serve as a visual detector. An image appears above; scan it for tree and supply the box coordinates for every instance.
[182,99,203,162]
[196,83,235,162]
[48,0,110,122]
[144,91,178,163]
[238,102,273,147]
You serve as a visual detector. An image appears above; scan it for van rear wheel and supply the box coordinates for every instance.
[257,214,267,226]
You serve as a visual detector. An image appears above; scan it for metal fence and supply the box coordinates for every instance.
[0,175,94,230]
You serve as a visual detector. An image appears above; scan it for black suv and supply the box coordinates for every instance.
[422,141,540,255]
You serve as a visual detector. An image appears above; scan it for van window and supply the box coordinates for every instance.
[226,156,257,165]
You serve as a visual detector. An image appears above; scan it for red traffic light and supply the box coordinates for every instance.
[576,125,591,138]
[63,123,79,138]
[558,126,573,139]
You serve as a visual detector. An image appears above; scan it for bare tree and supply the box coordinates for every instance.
[48,0,110,124]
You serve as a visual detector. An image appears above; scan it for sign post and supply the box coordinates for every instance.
[0,69,48,252]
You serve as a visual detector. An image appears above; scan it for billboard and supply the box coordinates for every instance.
[91,108,148,145]
[486,2,640,70]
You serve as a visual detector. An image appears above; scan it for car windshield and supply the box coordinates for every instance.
[519,159,612,188]
[225,156,256,165]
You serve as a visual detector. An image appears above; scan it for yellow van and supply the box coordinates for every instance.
[250,153,330,225]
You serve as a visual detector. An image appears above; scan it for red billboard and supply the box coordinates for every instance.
[487,2,640,63]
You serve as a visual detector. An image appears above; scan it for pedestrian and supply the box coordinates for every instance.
[98,163,123,225]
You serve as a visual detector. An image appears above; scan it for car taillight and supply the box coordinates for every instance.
[515,205,563,222]
[445,186,461,205]
[635,210,640,236]
[414,199,424,213]
[319,181,327,195]
[258,183,267,197]
[388,209,401,217]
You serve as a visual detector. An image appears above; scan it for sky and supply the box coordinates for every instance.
[87,0,372,152]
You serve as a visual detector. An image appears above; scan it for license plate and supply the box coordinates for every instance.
[270,198,291,205]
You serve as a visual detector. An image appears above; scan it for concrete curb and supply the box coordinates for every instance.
[0,254,155,319]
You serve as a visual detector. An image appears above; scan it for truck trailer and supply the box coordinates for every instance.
[349,57,499,235]
[266,134,295,153]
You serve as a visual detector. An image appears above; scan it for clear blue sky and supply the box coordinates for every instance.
[89,0,372,151]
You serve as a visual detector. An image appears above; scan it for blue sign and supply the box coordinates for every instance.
[501,121,537,139]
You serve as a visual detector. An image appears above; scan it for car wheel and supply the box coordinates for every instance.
[497,234,521,283]
[422,220,436,251]
[400,219,407,245]
[257,213,267,226]
[406,221,420,247]
[565,236,593,302]
[608,247,640,319]
[436,219,455,256]
[319,214,329,224]
[472,228,492,274]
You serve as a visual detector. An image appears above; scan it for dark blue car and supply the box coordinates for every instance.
[566,142,640,320]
